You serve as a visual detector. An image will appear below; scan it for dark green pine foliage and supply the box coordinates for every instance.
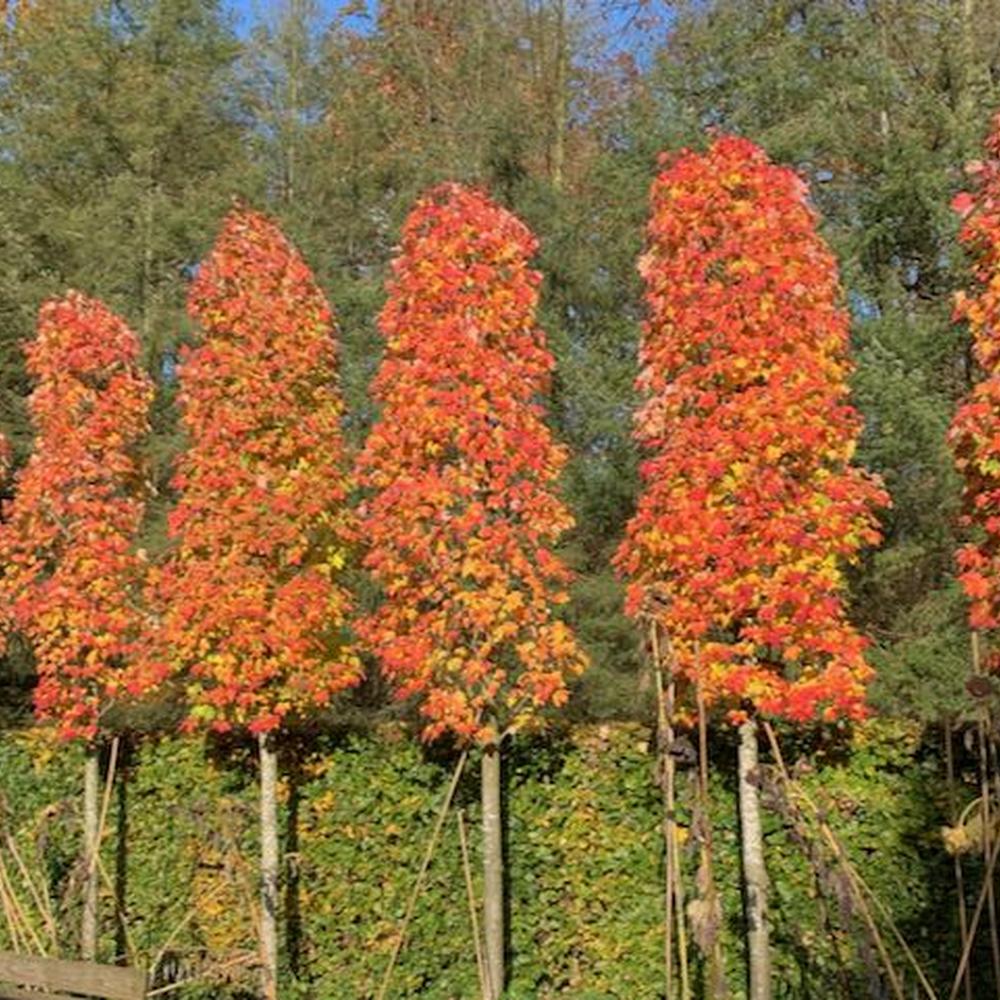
[0,0,255,500]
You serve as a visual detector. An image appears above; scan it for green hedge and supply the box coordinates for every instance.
[0,720,962,998]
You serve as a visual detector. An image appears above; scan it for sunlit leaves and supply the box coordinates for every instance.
[154,208,361,734]
[615,136,887,723]
[0,292,156,741]
[949,113,1000,630]
[356,183,586,745]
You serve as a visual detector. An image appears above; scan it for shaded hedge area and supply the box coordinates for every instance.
[0,721,976,998]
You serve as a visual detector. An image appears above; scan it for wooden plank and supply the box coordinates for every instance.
[0,952,145,1000]
[0,986,79,1000]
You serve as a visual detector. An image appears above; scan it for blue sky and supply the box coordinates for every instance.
[226,0,374,37]
[225,1,661,62]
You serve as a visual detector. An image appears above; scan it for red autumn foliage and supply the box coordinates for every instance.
[356,183,586,745]
[949,113,1000,629]
[0,432,9,659]
[615,136,887,724]
[0,292,156,741]
[155,208,361,734]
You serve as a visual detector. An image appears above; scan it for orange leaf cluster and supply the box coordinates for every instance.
[950,113,1000,628]
[615,136,887,724]
[0,293,156,742]
[356,183,586,745]
[154,209,361,734]
[0,432,9,659]
[0,431,8,636]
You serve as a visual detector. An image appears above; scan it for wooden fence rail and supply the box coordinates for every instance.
[0,951,145,1000]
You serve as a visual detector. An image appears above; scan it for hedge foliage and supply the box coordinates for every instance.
[0,721,967,998]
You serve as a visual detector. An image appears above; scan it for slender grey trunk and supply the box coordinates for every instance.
[482,741,504,999]
[259,733,279,1000]
[82,746,100,960]
[955,0,990,154]
[738,718,771,1000]
[694,673,726,997]
[141,172,156,346]
[551,0,567,192]
[284,0,301,206]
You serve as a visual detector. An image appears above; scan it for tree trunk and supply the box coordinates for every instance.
[82,745,100,960]
[141,168,156,346]
[656,634,675,998]
[946,718,974,1000]
[284,0,302,207]
[259,733,279,1000]
[114,742,129,964]
[694,672,726,997]
[738,718,771,1000]
[482,741,504,999]
[550,0,567,192]
[974,639,1000,1000]
[651,623,690,999]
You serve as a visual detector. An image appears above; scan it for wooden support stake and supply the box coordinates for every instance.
[649,620,676,1000]
[458,809,491,1000]
[376,749,468,1000]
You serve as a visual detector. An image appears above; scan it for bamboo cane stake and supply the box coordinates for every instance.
[376,748,469,1000]
[762,721,910,1000]
[89,737,119,885]
[650,620,676,999]
[949,832,1000,1000]
[972,631,1000,999]
[945,719,974,1000]
[0,852,28,953]
[3,830,56,951]
[0,847,43,954]
[458,809,491,1000]
[669,714,691,1000]
[695,660,726,998]
[96,847,139,965]
[0,894,24,953]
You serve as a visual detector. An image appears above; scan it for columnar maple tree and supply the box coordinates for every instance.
[615,136,887,1000]
[951,113,1000,627]
[0,430,8,644]
[0,291,155,959]
[155,208,360,1000]
[357,182,586,997]
[949,113,1000,996]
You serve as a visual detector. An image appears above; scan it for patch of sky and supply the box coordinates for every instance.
[848,289,880,322]
[227,0,374,37]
